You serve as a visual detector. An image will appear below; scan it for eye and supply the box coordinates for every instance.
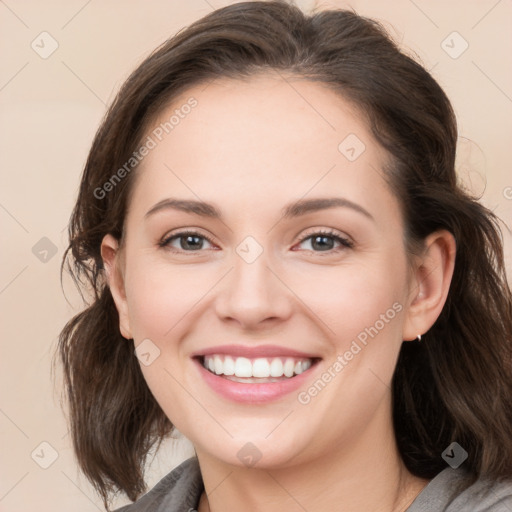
[159,229,352,253]
[294,230,353,252]
[160,231,216,252]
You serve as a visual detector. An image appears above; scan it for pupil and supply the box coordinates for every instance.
[182,235,203,250]
[312,235,333,251]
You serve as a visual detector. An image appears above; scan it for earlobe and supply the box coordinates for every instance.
[402,230,456,341]
[100,234,132,339]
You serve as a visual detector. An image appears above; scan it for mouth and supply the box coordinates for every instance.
[199,355,317,383]
[192,347,321,403]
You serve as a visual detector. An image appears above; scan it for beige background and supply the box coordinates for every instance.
[1,0,511,510]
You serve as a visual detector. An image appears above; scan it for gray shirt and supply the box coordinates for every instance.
[114,457,512,511]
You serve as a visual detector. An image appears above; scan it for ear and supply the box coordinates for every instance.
[402,230,456,341]
[101,234,132,339]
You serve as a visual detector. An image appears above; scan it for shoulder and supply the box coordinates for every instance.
[113,457,203,512]
[408,468,512,512]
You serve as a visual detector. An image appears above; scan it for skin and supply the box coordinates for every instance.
[102,74,456,512]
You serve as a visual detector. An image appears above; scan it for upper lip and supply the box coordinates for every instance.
[192,344,320,359]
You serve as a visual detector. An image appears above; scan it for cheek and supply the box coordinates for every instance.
[123,258,214,341]
[122,259,207,428]
[286,258,407,349]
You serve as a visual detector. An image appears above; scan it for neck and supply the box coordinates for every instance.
[195,410,429,512]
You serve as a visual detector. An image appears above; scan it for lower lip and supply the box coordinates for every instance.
[194,359,318,403]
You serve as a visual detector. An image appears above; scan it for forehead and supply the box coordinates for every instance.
[129,73,396,221]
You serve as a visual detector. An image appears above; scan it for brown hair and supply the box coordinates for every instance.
[56,1,512,510]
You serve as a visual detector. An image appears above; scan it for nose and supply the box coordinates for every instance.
[214,250,293,330]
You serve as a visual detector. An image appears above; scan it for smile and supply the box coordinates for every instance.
[202,355,313,381]
[193,345,321,403]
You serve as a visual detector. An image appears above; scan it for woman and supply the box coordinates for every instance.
[57,2,512,511]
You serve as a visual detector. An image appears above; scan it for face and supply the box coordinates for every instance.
[107,74,418,469]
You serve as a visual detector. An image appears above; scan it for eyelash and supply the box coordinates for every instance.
[159,230,217,252]
[295,229,354,252]
[159,229,354,254]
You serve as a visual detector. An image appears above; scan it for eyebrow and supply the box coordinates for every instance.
[144,197,373,221]
[145,199,221,219]
[282,197,374,221]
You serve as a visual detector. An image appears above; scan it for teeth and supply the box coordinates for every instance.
[214,355,223,375]
[235,357,252,378]
[223,356,235,376]
[269,358,283,377]
[284,358,295,377]
[294,360,311,374]
[252,358,270,378]
[202,355,314,379]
